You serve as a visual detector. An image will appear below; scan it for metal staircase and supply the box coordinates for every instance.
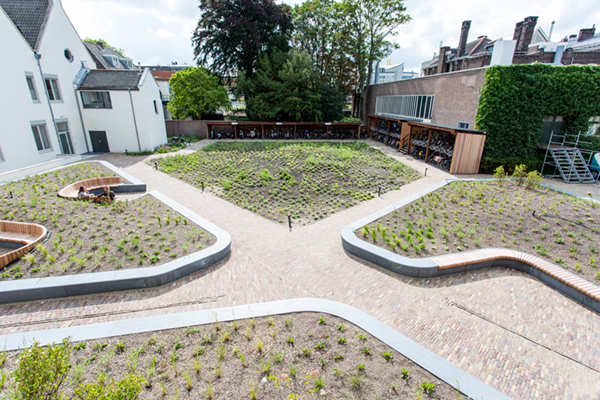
[547,148,596,183]
[541,131,597,184]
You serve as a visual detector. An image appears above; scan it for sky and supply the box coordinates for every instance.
[61,0,599,74]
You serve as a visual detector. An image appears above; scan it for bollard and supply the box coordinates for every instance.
[201,182,204,192]
[154,162,158,170]
[9,192,12,199]
[532,210,536,217]
[425,168,428,176]
[378,187,381,197]
[125,149,128,155]
[288,214,292,231]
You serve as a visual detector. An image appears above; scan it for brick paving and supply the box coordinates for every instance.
[1,140,599,399]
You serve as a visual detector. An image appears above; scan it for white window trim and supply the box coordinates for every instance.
[25,72,40,103]
[30,121,53,153]
[44,75,63,102]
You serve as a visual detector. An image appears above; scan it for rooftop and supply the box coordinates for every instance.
[78,70,141,90]
[0,0,51,50]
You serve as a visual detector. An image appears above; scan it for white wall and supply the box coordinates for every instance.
[0,1,91,174]
[137,69,167,151]
[490,40,517,66]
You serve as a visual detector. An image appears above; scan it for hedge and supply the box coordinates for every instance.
[475,64,600,159]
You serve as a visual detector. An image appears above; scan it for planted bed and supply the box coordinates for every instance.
[154,142,420,225]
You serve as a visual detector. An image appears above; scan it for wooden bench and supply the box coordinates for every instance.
[58,177,121,202]
[430,249,600,302]
[0,221,47,269]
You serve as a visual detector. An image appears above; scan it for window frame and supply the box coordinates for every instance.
[80,91,113,109]
[31,122,52,152]
[25,72,40,102]
[44,75,62,102]
[457,121,470,129]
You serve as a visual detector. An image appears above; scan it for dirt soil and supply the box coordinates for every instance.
[0,163,215,281]
[356,179,600,283]
[155,141,420,226]
[4,313,469,399]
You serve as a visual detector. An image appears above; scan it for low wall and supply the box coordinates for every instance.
[166,120,208,138]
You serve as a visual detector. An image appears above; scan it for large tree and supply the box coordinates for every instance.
[192,0,293,114]
[167,67,231,120]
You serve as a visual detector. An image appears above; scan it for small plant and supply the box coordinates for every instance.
[402,368,410,379]
[334,354,345,361]
[337,324,346,331]
[248,380,258,399]
[350,374,363,389]
[421,382,435,393]
[273,352,283,363]
[357,363,365,371]
[318,317,326,324]
[260,357,272,374]
[256,339,264,353]
[338,337,347,344]
[301,347,312,357]
[315,342,325,350]
[285,318,293,328]
[358,334,367,341]
[287,336,295,345]
[383,351,393,361]
[289,362,298,376]
[362,347,371,355]
[182,369,193,391]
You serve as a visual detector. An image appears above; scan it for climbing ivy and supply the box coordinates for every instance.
[475,64,600,159]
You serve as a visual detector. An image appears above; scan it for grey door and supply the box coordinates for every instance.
[89,131,110,153]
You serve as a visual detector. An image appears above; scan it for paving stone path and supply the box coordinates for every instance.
[1,140,599,399]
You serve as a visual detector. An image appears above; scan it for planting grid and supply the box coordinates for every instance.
[0,163,214,280]
[356,179,600,283]
[154,142,419,225]
[0,140,599,399]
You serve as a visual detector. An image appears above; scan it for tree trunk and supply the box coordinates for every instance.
[363,59,373,123]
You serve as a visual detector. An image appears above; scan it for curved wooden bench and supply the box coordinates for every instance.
[431,248,600,302]
[58,177,121,201]
[0,221,47,269]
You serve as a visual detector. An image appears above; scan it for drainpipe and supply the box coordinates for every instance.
[74,89,90,153]
[128,89,142,152]
[34,52,62,154]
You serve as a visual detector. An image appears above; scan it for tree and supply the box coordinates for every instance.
[83,38,126,57]
[192,0,293,114]
[167,67,231,120]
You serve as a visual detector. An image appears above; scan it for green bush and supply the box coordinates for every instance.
[13,339,72,400]
[73,373,146,400]
[479,152,544,174]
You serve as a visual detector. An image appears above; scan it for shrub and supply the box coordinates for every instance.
[13,338,72,400]
[73,373,146,399]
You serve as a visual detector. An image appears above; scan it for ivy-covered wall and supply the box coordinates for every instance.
[475,64,600,159]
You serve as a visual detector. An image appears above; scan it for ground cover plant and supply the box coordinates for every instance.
[356,170,600,283]
[154,141,420,225]
[0,313,467,399]
[0,163,214,280]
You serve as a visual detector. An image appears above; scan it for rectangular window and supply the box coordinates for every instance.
[153,100,159,114]
[31,123,51,151]
[375,95,435,120]
[25,74,39,101]
[45,77,62,101]
[457,121,470,129]
[80,91,112,108]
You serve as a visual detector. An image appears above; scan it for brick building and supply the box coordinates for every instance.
[422,17,600,76]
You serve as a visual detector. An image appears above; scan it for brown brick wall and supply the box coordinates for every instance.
[366,68,486,129]
[165,120,207,138]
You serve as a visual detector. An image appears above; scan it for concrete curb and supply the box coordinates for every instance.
[0,298,511,400]
[342,179,600,314]
[0,162,231,304]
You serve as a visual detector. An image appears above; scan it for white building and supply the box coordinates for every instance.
[76,69,166,153]
[371,62,419,85]
[0,0,167,175]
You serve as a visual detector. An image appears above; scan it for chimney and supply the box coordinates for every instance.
[437,46,450,74]
[516,16,538,51]
[458,20,471,57]
[578,26,596,42]
[513,21,523,42]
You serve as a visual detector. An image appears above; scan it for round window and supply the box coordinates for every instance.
[64,49,74,62]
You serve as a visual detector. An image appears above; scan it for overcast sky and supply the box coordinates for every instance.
[62,0,599,74]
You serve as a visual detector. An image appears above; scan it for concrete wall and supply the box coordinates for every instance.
[0,2,91,173]
[366,68,486,129]
[165,120,207,138]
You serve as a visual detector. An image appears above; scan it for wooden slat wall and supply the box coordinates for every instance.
[0,221,47,269]
[450,133,486,174]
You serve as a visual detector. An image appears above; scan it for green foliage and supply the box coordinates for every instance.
[83,38,126,57]
[168,67,231,120]
[476,64,600,158]
[13,338,72,400]
[479,152,544,174]
[73,373,146,400]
